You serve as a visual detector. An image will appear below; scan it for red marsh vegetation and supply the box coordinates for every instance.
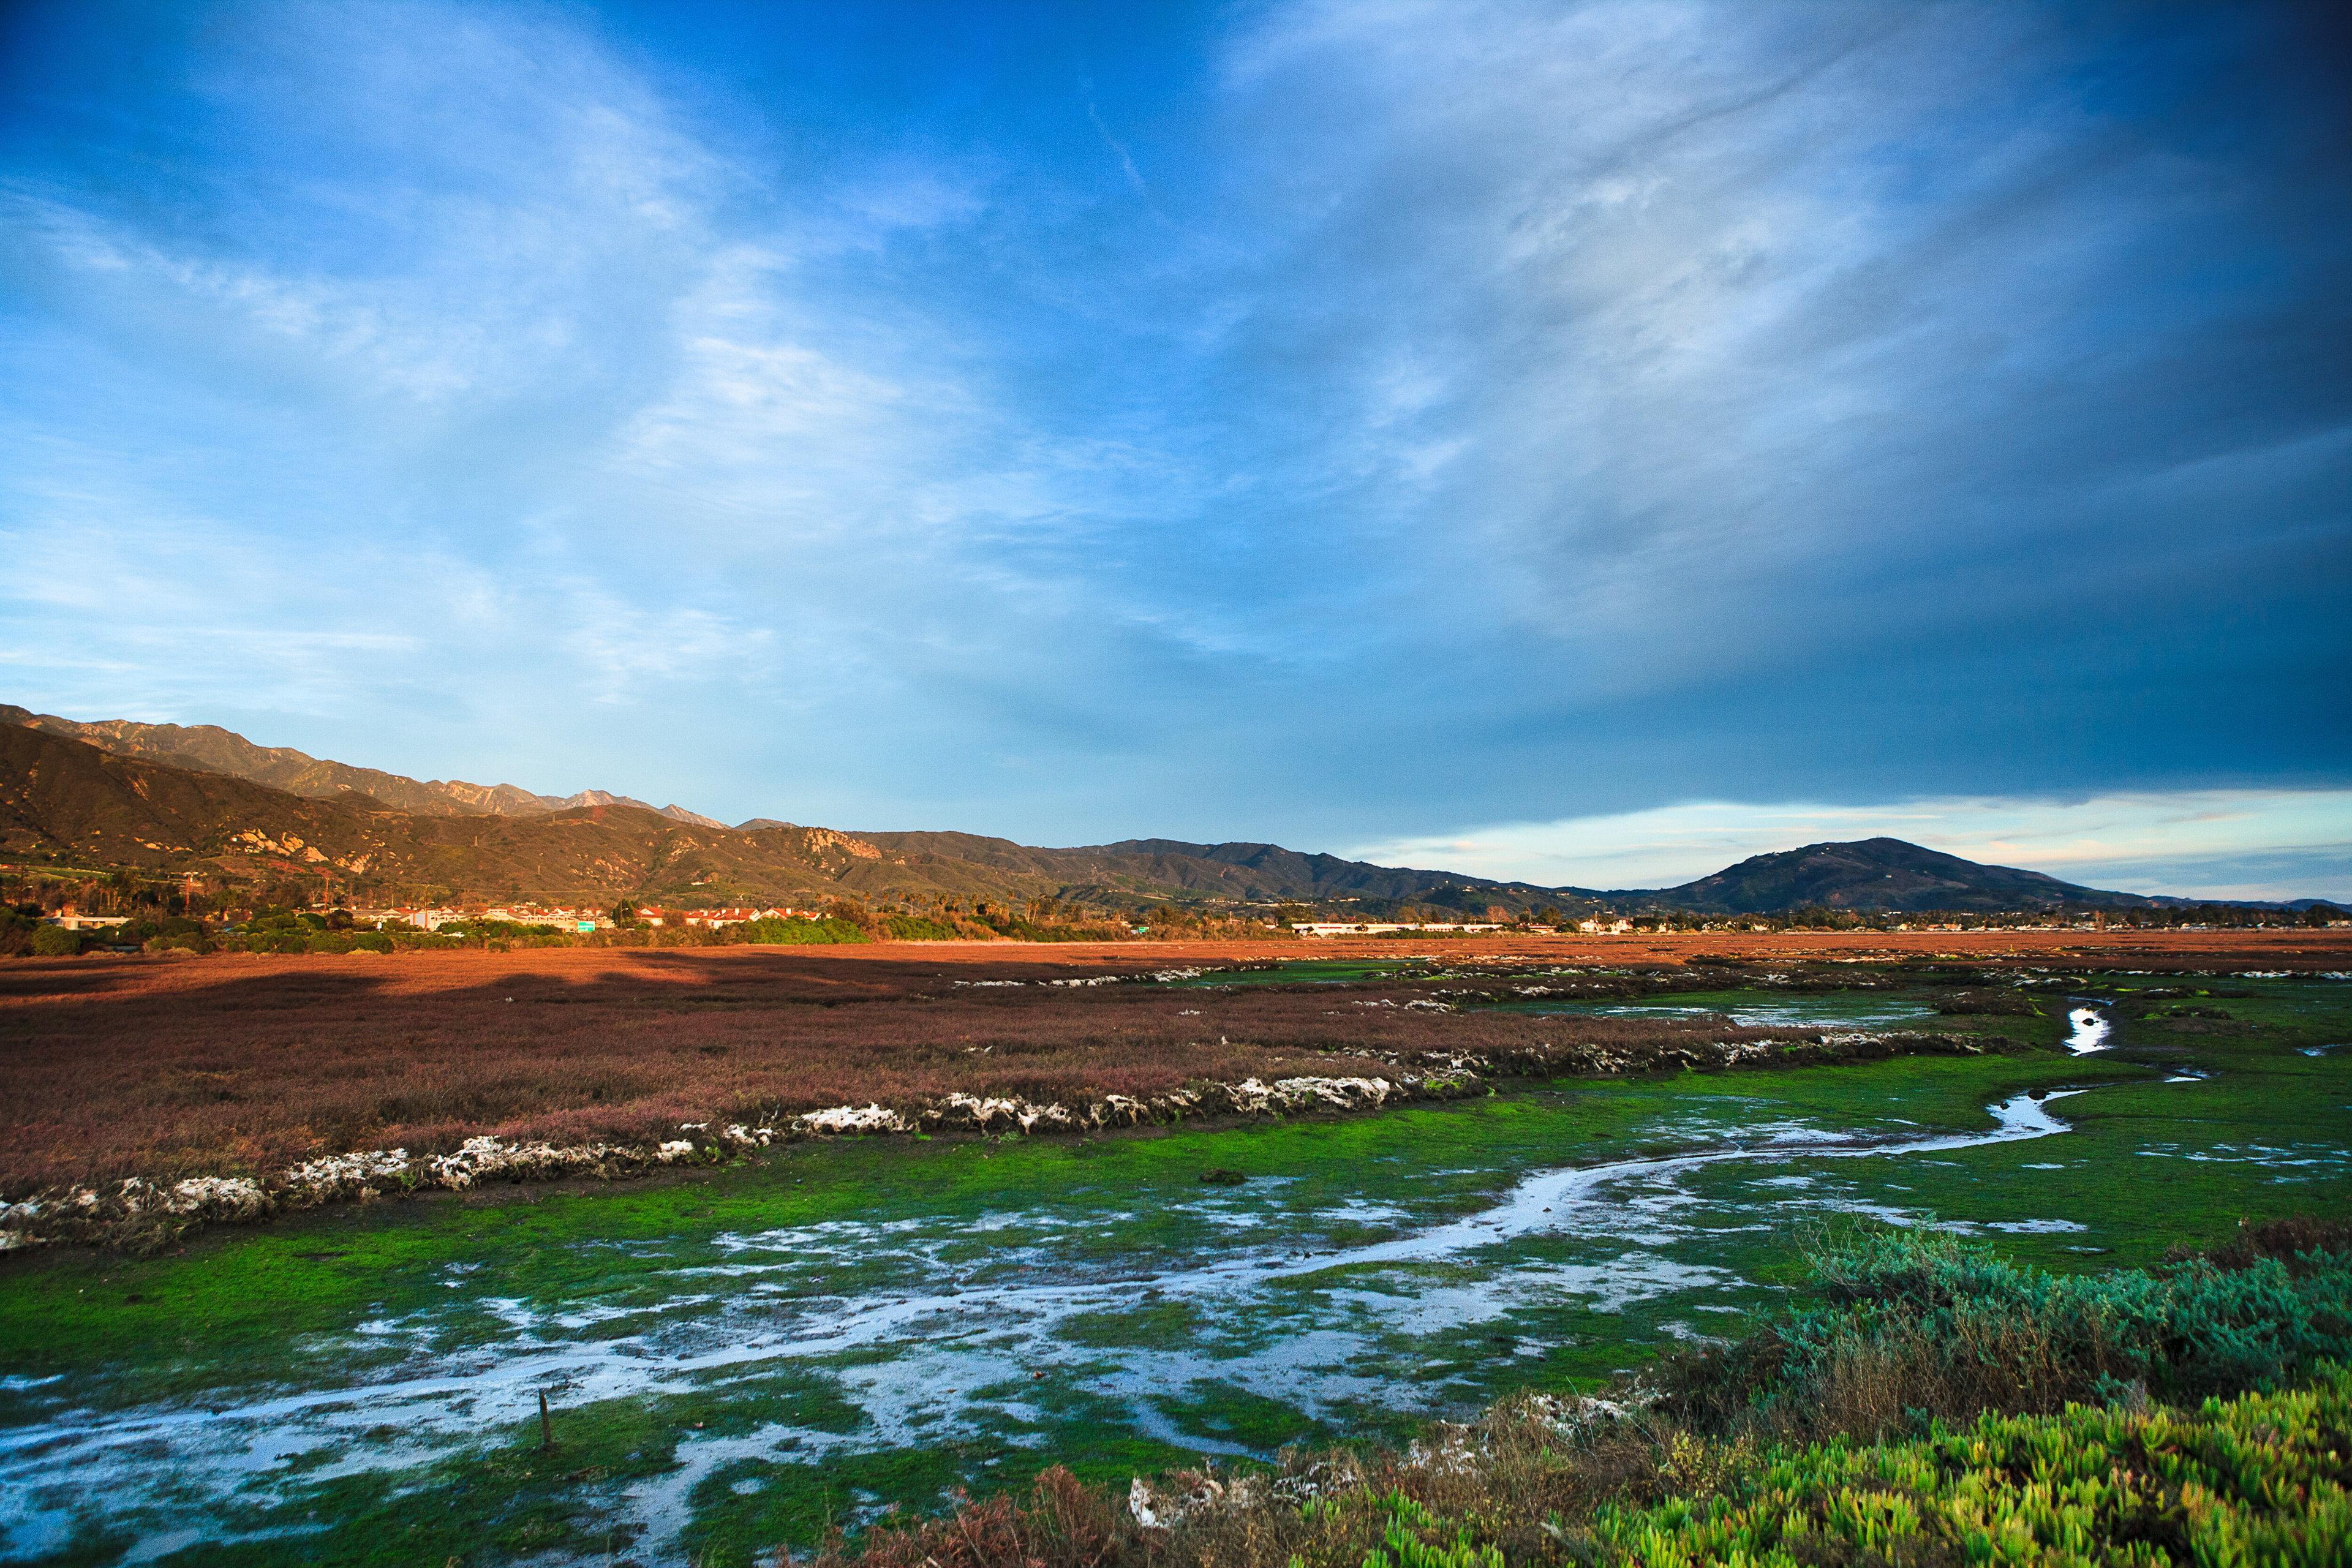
[1,946,1926,1194]
[2,927,2337,1196]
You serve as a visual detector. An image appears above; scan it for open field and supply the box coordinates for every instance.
[3,929,2343,1204]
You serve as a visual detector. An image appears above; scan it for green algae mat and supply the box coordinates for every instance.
[2,975,2347,1566]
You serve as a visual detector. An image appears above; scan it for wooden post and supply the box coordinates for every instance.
[538,1389,553,1451]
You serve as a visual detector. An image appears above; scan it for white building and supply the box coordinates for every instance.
[48,911,132,931]
[1292,921,1506,937]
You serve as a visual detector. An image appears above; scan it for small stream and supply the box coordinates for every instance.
[0,1082,2109,1564]
[2066,1001,2114,1054]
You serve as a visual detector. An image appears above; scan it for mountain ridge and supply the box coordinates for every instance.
[4,704,2312,913]
[0,705,726,829]
[846,831,1558,908]
[0,725,1050,907]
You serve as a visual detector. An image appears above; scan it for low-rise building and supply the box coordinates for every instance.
[47,910,132,931]
[1292,921,1506,937]
[677,907,810,927]
[483,905,611,932]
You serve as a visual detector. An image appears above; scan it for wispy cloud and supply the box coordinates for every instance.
[1083,88,1149,198]
[0,0,2342,854]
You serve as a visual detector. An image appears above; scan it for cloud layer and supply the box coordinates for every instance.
[0,1,2345,887]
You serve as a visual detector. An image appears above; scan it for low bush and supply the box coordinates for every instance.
[882,914,962,941]
[0,907,39,956]
[739,916,870,945]
[140,933,212,955]
[837,1466,1123,1568]
[2183,1213,2352,1276]
[1657,1224,2352,1441]
[28,925,82,957]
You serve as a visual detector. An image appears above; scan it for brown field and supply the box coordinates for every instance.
[2,929,2342,1197]
[0,946,1775,1194]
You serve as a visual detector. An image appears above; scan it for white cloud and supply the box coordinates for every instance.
[0,5,1138,717]
[1202,0,2294,690]
[0,0,2340,839]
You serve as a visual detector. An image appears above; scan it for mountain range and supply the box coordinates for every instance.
[0,706,731,829]
[0,704,2277,914]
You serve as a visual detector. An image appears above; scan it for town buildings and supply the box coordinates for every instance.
[1291,921,1508,937]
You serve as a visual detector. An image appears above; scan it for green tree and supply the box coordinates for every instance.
[29,925,82,957]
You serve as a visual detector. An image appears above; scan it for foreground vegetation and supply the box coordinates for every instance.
[826,1221,2352,1568]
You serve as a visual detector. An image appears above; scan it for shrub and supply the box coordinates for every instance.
[2188,1214,2352,1276]
[28,925,83,957]
[737,916,869,945]
[1657,1226,2352,1441]
[826,1466,1125,1568]
[141,933,211,955]
[882,914,962,940]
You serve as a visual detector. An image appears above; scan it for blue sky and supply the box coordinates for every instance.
[2,1,2347,896]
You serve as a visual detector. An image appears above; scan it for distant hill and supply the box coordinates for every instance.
[2,703,2314,914]
[851,832,1579,909]
[1610,836,2158,914]
[0,723,1583,912]
[0,705,724,829]
[0,726,1041,907]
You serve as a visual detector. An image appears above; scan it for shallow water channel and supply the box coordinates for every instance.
[7,979,2351,1567]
